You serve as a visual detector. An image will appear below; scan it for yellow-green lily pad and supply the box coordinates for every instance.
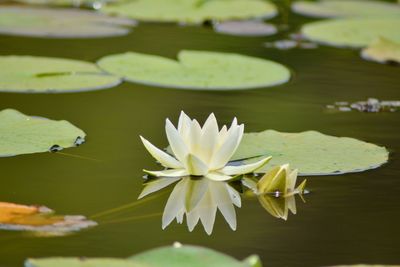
[97,50,290,90]
[26,244,261,267]
[0,55,120,93]
[292,0,400,18]
[0,6,136,38]
[101,0,277,24]
[232,130,388,176]
[0,109,86,157]
[301,18,400,48]
[14,0,119,8]
[361,37,400,64]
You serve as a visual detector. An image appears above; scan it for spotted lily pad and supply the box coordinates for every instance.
[25,244,261,267]
[292,0,400,18]
[101,0,277,24]
[0,109,85,157]
[214,20,277,37]
[232,130,388,176]
[301,18,400,48]
[0,6,136,38]
[97,50,290,90]
[0,55,120,93]
[0,202,96,234]
[361,37,400,64]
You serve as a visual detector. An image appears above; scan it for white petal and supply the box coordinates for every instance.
[185,178,208,212]
[221,156,272,176]
[140,136,183,169]
[144,169,188,177]
[205,171,233,181]
[218,125,228,146]
[186,209,200,232]
[197,191,217,235]
[162,179,188,229]
[138,177,181,199]
[226,184,241,208]
[210,181,237,231]
[188,119,202,156]
[209,123,243,170]
[165,119,189,163]
[178,111,192,143]
[198,113,219,163]
[185,154,209,176]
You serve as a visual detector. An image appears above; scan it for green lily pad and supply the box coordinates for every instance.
[301,18,400,48]
[129,244,260,267]
[232,130,388,176]
[25,258,144,267]
[292,0,400,18]
[101,0,277,24]
[25,244,261,267]
[0,6,136,38]
[0,55,120,93]
[361,37,400,64]
[214,20,277,37]
[97,50,290,90]
[14,0,119,8]
[0,109,85,157]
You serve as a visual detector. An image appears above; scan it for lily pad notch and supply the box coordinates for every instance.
[97,50,291,90]
[0,109,86,157]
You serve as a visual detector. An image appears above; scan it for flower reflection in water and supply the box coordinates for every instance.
[139,177,240,235]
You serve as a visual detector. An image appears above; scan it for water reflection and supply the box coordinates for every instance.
[139,170,307,234]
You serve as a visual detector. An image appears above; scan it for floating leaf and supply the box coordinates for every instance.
[292,0,400,18]
[14,0,119,8]
[301,18,400,48]
[0,109,85,157]
[0,202,96,234]
[97,50,290,90]
[0,55,120,93]
[129,244,259,267]
[101,0,277,24]
[26,244,260,267]
[25,258,144,267]
[214,20,277,37]
[0,6,136,38]
[232,130,388,175]
[361,37,400,64]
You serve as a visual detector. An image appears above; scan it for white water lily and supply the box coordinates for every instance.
[140,111,271,181]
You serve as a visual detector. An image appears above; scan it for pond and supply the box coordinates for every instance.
[0,1,399,266]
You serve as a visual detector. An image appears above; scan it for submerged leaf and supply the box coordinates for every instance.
[0,202,96,234]
[0,109,85,157]
[101,0,277,24]
[214,21,277,37]
[292,0,400,18]
[361,37,400,64]
[0,55,120,93]
[232,130,388,176]
[97,50,290,90]
[0,6,136,38]
[301,18,400,48]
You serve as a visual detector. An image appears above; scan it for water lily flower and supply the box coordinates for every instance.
[140,111,271,181]
[257,164,306,197]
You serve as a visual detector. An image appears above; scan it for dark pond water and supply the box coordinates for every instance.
[0,6,399,267]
